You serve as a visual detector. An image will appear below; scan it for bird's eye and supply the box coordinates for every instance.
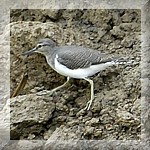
[38,44,42,48]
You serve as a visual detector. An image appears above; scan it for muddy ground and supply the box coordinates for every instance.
[10,9,141,141]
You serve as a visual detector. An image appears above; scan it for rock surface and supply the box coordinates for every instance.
[10,94,55,139]
[10,9,141,142]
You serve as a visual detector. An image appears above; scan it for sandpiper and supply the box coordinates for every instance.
[22,38,131,110]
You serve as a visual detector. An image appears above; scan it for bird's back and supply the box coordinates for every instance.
[52,45,118,70]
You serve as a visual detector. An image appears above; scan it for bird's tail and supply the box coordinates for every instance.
[113,57,135,65]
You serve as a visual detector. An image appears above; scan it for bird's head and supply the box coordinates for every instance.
[22,38,56,56]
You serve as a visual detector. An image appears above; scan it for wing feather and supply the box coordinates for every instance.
[56,46,115,69]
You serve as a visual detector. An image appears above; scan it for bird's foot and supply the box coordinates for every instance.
[84,99,93,111]
[36,90,54,96]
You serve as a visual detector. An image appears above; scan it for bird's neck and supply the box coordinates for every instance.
[44,48,58,70]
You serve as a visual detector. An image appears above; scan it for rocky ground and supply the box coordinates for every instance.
[10,9,141,141]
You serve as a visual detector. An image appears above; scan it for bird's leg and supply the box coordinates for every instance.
[83,78,94,110]
[37,77,70,96]
[51,76,70,92]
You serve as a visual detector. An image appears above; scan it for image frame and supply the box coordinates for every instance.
[0,0,150,149]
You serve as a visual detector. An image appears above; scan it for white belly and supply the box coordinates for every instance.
[54,55,115,79]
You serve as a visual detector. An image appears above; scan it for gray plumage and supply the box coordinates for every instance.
[56,46,113,69]
[23,38,124,70]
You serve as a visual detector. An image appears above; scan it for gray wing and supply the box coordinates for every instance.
[56,46,114,69]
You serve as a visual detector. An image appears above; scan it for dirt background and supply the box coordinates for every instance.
[10,9,141,141]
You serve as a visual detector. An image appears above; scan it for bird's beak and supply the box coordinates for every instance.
[22,47,37,56]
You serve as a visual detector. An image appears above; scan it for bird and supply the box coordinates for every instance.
[22,38,131,110]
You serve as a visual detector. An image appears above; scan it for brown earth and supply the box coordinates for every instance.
[10,9,141,141]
